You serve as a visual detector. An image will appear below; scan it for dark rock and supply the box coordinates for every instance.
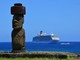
[11,3,26,15]
[0,52,68,58]
[54,54,67,59]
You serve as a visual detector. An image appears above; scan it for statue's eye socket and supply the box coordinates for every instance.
[18,17,22,19]
[14,17,22,21]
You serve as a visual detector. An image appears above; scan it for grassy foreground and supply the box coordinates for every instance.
[0,58,74,60]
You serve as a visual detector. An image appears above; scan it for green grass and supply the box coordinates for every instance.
[0,57,74,60]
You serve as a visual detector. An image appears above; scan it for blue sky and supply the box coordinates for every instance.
[0,0,80,42]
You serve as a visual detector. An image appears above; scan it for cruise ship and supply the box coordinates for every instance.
[32,31,60,43]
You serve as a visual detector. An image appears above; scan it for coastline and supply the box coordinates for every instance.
[0,51,79,58]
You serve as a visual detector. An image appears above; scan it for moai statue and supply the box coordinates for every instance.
[11,3,26,52]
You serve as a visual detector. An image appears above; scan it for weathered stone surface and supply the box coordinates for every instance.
[12,15,24,29]
[11,3,26,15]
[11,3,26,52]
[12,28,25,52]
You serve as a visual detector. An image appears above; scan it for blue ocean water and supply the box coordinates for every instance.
[0,42,80,53]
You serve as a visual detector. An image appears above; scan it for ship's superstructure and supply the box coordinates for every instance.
[32,31,60,43]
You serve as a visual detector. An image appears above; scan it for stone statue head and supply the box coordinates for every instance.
[12,15,24,29]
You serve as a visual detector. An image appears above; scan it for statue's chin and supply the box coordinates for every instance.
[13,26,22,29]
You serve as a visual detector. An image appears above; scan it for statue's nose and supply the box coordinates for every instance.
[14,20,18,23]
